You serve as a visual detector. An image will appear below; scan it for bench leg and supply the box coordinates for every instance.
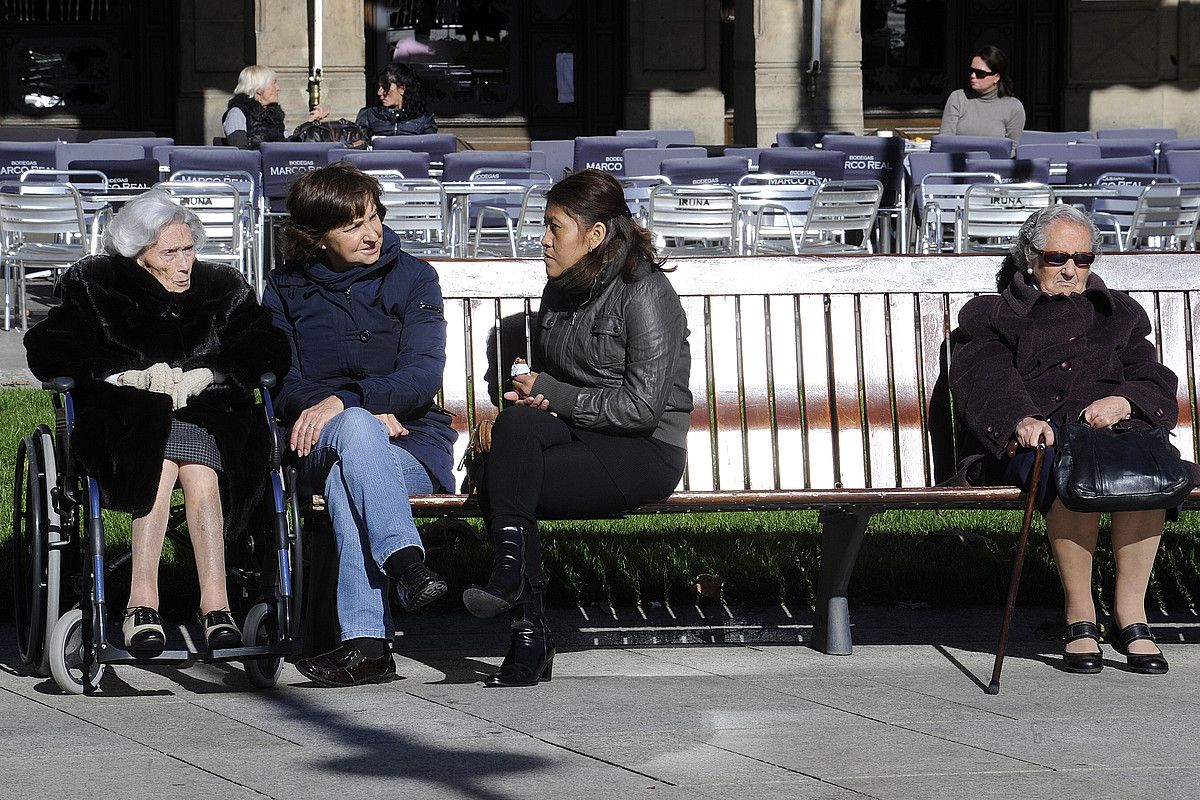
[811,508,873,655]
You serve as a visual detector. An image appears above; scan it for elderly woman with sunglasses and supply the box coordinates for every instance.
[940,44,1025,146]
[950,205,1181,676]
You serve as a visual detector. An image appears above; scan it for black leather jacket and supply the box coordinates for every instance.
[530,247,693,448]
[354,106,438,138]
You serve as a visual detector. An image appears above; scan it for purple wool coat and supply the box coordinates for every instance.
[949,270,1178,468]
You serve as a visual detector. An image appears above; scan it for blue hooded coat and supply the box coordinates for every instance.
[261,226,456,492]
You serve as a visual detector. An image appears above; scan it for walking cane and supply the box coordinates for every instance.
[985,434,1047,695]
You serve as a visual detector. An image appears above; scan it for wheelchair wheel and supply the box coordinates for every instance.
[242,602,282,689]
[48,609,106,695]
[12,434,53,673]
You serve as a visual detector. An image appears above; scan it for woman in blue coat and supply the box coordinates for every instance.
[261,163,456,687]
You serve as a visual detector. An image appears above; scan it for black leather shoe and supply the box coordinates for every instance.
[395,562,448,612]
[483,621,555,688]
[1062,620,1103,674]
[200,609,242,650]
[296,643,397,687]
[463,526,526,618]
[122,606,166,655]
[1109,622,1169,675]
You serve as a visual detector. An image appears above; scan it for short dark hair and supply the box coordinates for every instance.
[377,62,427,117]
[974,45,1016,99]
[545,169,666,293]
[280,162,385,266]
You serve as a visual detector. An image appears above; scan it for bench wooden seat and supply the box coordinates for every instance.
[394,252,1200,654]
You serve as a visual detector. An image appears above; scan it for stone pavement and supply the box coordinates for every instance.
[0,328,35,387]
[2,605,1199,800]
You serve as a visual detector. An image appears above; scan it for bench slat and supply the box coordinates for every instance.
[798,295,836,488]
[768,294,808,488]
[830,294,867,487]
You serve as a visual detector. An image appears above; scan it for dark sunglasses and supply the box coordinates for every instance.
[1038,250,1096,267]
[969,67,996,79]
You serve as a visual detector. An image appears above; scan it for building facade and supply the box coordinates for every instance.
[3,1,1198,146]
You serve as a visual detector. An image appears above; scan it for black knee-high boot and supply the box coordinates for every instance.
[462,525,527,618]
[484,580,555,688]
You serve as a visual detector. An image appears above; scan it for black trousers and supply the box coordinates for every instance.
[478,404,686,595]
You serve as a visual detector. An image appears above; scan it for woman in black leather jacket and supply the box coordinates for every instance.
[463,169,693,687]
[354,63,438,140]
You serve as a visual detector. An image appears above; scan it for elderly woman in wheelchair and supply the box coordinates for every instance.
[24,189,290,657]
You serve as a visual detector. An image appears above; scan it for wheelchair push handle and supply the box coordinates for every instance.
[259,372,277,390]
[42,377,75,393]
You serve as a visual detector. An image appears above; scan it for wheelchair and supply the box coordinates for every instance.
[10,373,304,694]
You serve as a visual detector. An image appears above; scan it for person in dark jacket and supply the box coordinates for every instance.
[24,189,290,654]
[463,169,693,687]
[950,204,1180,676]
[223,64,328,149]
[261,162,455,687]
[354,62,438,140]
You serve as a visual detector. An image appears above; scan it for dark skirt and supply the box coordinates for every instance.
[162,419,224,472]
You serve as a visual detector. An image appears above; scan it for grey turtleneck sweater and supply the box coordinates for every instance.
[940,87,1026,147]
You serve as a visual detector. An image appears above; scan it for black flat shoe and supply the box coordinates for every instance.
[296,642,397,688]
[1062,620,1103,674]
[200,609,242,650]
[122,606,166,655]
[1109,622,1169,675]
[484,621,555,688]
[395,562,448,613]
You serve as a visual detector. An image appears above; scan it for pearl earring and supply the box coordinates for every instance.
[1026,267,1033,274]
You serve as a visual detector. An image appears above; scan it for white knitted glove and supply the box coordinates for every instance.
[122,363,181,395]
[170,367,215,410]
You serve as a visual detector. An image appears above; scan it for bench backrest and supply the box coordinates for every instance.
[428,254,1200,494]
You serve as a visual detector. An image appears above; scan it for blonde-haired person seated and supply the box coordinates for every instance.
[222,64,329,149]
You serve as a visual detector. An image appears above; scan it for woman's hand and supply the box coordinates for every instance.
[503,370,555,413]
[503,390,552,413]
[509,371,538,399]
[374,413,409,437]
[1083,395,1133,429]
[291,395,345,456]
[306,104,330,122]
[1014,416,1054,448]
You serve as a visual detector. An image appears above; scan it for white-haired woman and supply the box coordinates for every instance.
[951,204,1191,675]
[222,64,328,149]
[25,189,290,654]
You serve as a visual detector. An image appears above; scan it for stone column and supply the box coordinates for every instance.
[625,0,726,144]
[732,0,863,146]
[254,0,366,130]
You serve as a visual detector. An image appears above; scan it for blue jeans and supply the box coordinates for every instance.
[301,407,433,641]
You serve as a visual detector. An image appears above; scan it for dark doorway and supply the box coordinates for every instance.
[861,0,1062,132]
[1,0,177,135]
[364,0,626,139]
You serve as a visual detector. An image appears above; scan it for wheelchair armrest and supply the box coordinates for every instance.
[43,377,75,393]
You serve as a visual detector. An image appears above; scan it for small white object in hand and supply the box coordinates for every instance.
[510,359,530,377]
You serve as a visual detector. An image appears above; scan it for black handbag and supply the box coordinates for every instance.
[1053,421,1194,512]
[291,119,368,149]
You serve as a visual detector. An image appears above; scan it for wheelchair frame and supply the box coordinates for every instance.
[10,374,304,694]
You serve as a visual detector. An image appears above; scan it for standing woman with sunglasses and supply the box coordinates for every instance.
[950,205,1190,676]
[940,45,1026,147]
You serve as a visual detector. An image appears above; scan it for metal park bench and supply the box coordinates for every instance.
[339,252,1200,655]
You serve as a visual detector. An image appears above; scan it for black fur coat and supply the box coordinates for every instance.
[24,255,291,537]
